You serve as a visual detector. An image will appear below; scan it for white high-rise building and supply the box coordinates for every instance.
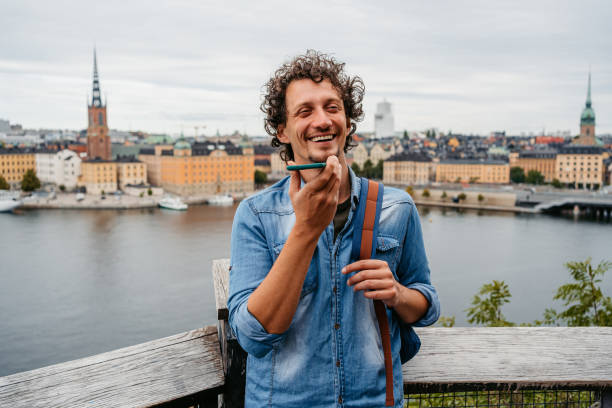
[374,100,394,139]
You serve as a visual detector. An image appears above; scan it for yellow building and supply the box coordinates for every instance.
[0,148,37,188]
[436,160,509,184]
[139,139,254,196]
[79,159,118,195]
[556,146,605,189]
[508,150,557,182]
[383,153,434,186]
[137,145,172,186]
[116,156,147,190]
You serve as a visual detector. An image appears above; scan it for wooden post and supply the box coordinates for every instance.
[213,259,247,408]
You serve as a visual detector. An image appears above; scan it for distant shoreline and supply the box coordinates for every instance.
[413,200,536,214]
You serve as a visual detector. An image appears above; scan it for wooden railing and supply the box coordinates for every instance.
[1,258,611,407]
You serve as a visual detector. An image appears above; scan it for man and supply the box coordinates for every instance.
[228,50,439,407]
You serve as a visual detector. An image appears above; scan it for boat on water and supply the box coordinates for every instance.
[207,194,234,206]
[0,192,22,213]
[158,196,188,211]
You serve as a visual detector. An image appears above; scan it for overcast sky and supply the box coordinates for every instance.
[1,0,611,137]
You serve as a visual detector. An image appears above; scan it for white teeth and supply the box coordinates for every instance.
[311,135,334,142]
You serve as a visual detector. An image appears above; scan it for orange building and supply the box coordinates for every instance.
[79,159,118,195]
[509,150,557,182]
[139,139,254,196]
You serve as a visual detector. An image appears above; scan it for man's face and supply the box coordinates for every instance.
[278,78,349,165]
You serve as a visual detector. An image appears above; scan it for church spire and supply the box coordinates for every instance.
[585,70,592,108]
[91,47,103,108]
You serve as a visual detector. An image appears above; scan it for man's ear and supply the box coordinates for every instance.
[277,124,289,144]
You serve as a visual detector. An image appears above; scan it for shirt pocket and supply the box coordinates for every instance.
[374,235,400,275]
[272,241,318,298]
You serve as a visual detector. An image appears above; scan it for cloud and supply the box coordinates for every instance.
[1,0,611,135]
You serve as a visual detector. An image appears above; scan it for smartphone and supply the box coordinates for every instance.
[286,163,326,171]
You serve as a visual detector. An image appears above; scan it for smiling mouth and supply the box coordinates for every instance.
[309,134,335,142]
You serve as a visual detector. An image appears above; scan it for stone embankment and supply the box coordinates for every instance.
[407,188,536,213]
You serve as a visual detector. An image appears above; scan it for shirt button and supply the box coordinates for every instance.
[333,286,337,293]
[336,360,340,367]
[338,395,343,404]
[334,323,340,330]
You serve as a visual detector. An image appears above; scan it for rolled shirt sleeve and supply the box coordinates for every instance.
[228,200,288,357]
[396,202,440,327]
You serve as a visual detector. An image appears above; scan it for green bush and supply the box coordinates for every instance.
[405,186,414,196]
[478,194,484,202]
[147,188,153,196]
[526,170,545,185]
[510,166,525,183]
[0,175,9,190]
[21,169,41,192]
[441,191,447,200]
[254,169,267,185]
[457,192,467,201]
[59,184,66,192]
[422,189,430,198]
[551,178,563,189]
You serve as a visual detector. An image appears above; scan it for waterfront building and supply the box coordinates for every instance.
[573,72,602,147]
[508,150,557,182]
[79,159,117,194]
[374,100,394,139]
[35,149,82,190]
[139,139,254,196]
[352,140,396,169]
[269,152,288,180]
[383,152,434,186]
[556,145,606,189]
[86,49,111,161]
[138,145,173,186]
[0,148,36,188]
[116,155,147,190]
[436,159,509,184]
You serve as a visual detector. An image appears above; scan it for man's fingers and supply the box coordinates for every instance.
[352,279,393,293]
[363,289,396,300]
[346,269,390,286]
[342,259,388,275]
[288,165,301,198]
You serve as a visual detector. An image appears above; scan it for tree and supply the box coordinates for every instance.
[147,188,153,196]
[405,186,414,196]
[374,160,383,180]
[454,177,461,183]
[526,170,545,185]
[351,162,361,176]
[551,178,562,189]
[254,169,267,185]
[466,280,515,327]
[21,169,41,192]
[441,191,447,200]
[510,166,525,183]
[362,159,374,179]
[59,184,66,192]
[457,192,467,201]
[437,316,455,327]
[422,189,430,198]
[478,194,485,203]
[469,177,479,184]
[541,259,612,326]
[0,175,9,190]
[403,130,408,140]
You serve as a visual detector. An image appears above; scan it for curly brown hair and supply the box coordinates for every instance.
[260,50,365,163]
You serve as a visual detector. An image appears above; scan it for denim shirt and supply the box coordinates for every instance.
[228,168,440,407]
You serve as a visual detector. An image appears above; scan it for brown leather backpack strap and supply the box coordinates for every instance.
[360,180,394,406]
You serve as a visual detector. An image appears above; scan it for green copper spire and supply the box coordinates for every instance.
[585,71,592,108]
[580,71,595,125]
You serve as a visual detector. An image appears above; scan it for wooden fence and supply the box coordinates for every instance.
[0,258,610,407]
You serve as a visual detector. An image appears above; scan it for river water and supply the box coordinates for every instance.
[1,204,610,376]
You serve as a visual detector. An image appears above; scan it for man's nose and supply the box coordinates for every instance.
[311,108,332,129]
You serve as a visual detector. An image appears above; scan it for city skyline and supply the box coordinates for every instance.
[1,1,612,136]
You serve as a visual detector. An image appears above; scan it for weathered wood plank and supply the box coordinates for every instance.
[405,327,612,391]
[0,326,224,408]
[212,259,612,391]
[213,258,231,320]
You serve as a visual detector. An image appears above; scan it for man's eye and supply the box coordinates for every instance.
[327,105,339,111]
[298,109,311,116]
